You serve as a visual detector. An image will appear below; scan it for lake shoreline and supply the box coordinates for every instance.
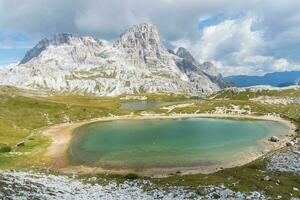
[42,113,296,177]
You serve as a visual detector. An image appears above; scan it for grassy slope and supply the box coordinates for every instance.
[0,86,131,169]
[0,86,299,198]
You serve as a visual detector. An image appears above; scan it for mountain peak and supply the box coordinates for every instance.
[114,22,162,49]
[20,38,50,64]
[176,47,196,64]
[202,62,219,76]
[19,33,103,65]
[131,22,157,32]
[52,32,75,45]
[20,33,75,65]
[114,22,172,68]
[123,22,158,36]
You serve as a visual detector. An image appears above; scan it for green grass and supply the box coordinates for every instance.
[0,86,132,169]
[213,88,300,100]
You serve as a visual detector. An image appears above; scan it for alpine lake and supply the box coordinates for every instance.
[68,117,287,174]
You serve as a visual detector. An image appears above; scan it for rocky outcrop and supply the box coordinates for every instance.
[0,23,229,97]
[19,38,50,64]
[176,47,197,64]
[114,23,174,69]
[175,48,232,88]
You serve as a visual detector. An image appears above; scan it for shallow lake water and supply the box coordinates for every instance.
[69,118,287,170]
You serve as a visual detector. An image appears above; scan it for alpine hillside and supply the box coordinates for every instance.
[0,23,230,96]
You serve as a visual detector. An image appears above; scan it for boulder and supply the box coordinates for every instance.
[16,141,25,147]
[263,176,272,181]
[286,141,295,146]
[270,136,279,142]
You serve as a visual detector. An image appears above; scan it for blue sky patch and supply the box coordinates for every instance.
[0,48,29,66]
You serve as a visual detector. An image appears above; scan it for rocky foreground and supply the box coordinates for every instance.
[0,171,273,200]
[1,146,299,199]
[267,147,300,174]
[1,152,299,199]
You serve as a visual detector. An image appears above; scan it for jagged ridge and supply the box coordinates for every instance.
[0,23,230,96]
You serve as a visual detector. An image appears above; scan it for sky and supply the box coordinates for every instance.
[1,0,300,76]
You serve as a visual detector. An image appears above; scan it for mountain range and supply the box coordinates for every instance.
[225,71,300,87]
[0,23,230,97]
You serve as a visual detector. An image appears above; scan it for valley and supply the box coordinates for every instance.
[0,20,299,200]
[0,85,299,199]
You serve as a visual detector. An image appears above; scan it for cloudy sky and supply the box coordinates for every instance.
[1,0,300,75]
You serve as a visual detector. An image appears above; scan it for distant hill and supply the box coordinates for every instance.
[225,71,300,87]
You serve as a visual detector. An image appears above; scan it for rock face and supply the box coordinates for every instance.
[176,47,197,64]
[0,23,229,96]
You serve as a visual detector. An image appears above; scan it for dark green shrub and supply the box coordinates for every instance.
[124,173,139,180]
[0,145,12,153]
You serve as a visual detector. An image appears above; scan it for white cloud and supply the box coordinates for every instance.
[0,0,250,40]
[193,16,264,61]
[270,58,300,73]
[173,15,300,75]
[1,0,300,75]
[272,58,289,72]
[173,15,269,75]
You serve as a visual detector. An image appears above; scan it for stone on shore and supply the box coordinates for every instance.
[270,136,279,142]
[286,141,295,146]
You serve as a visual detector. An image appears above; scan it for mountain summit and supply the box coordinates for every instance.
[0,23,229,96]
[114,23,175,70]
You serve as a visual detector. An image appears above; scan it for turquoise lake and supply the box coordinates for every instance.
[69,118,287,170]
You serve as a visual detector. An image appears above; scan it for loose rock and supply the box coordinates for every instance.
[286,141,295,146]
[0,171,271,199]
[270,136,279,142]
[263,176,271,181]
[16,142,25,147]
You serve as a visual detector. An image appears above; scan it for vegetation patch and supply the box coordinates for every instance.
[0,145,12,153]
[124,173,139,180]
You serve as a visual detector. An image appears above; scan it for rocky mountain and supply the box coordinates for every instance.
[175,47,230,88]
[0,23,229,96]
